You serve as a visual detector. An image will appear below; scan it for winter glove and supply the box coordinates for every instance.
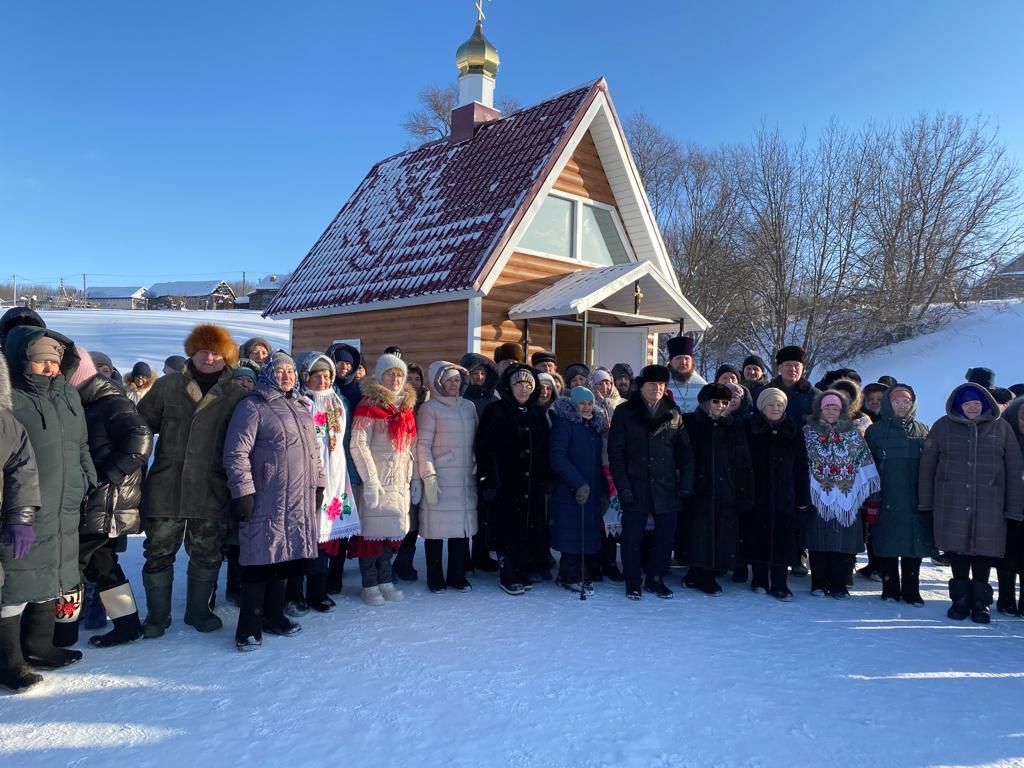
[315,487,325,512]
[575,484,590,506]
[424,475,441,506]
[363,481,382,510]
[861,499,881,526]
[2,523,36,559]
[231,494,255,523]
[410,478,423,506]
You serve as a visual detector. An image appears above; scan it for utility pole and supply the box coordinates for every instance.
[82,273,87,305]
[11,273,16,305]
[241,271,246,295]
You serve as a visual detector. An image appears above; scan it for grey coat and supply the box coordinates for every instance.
[416,362,478,540]
[0,353,42,605]
[224,382,325,567]
[919,384,1024,558]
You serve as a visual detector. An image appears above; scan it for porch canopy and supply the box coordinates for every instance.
[507,262,710,331]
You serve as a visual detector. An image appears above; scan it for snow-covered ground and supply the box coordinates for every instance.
[37,309,290,377]
[2,541,1023,767]
[845,300,1024,424]
[3,304,1019,767]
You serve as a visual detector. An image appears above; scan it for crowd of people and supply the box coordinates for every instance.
[1,306,1023,692]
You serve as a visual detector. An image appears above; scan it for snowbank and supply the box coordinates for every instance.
[2,541,1023,767]
[37,309,290,376]
[845,300,1024,424]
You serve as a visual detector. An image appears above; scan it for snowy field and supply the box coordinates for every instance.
[3,303,1019,767]
[845,300,1024,424]
[37,309,290,377]
[1,540,1023,768]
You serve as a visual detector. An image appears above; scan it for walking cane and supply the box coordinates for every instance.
[579,501,587,602]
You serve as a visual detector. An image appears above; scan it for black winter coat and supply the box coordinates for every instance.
[742,412,810,566]
[78,374,153,536]
[607,393,694,516]
[767,376,820,429]
[681,408,754,569]
[476,365,550,551]
[459,353,500,419]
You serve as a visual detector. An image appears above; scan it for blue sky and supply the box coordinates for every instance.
[1,1,1022,288]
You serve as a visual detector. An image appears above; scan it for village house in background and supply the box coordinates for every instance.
[266,18,708,371]
[982,253,1024,300]
[241,273,290,311]
[85,285,148,310]
[146,279,235,310]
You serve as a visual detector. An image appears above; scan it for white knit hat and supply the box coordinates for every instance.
[375,353,407,380]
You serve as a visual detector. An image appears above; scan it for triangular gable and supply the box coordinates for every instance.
[477,80,687,308]
[552,131,617,208]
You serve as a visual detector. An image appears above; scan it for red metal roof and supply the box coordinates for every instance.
[265,81,598,317]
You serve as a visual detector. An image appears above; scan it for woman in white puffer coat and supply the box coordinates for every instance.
[416,361,478,593]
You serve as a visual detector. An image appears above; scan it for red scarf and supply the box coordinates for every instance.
[353,398,416,452]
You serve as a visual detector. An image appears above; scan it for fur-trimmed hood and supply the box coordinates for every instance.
[184,323,239,367]
[427,360,469,401]
[0,352,11,411]
[459,352,499,397]
[551,394,607,432]
[805,388,856,434]
[829,377,865,418]
[360,377,417,411]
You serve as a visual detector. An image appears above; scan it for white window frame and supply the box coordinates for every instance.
[516,191,637,268]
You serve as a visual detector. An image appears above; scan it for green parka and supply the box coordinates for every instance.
[864,389,936,558]
[138,362,244,521]
[3,326,96,603]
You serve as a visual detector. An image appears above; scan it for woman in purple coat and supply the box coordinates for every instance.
[224,353,324,651]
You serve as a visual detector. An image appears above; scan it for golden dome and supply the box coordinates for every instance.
[455,21,499,77]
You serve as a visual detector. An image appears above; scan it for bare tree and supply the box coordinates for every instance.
[403,83,521,142]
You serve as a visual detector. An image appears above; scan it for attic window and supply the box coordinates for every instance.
[519,193,632,266]
[519,195,574,259]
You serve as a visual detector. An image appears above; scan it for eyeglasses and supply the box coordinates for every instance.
[891,398,912,406]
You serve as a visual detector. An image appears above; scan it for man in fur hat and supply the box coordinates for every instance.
[766,345,820,429]
[664,335,706,414]
[136,324,246,640]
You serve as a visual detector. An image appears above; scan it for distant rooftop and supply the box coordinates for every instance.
[86,286,146,299]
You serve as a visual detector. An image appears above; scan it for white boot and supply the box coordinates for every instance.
[361,586,385,607]
[378,582,405,602]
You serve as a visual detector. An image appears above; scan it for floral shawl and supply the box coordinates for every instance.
[305,387,361,541]
[802,422,880,526]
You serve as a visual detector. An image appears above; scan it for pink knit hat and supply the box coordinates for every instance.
[68,347,99,390]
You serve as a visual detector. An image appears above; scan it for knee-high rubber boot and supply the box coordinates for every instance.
[0,614,43,693]
[21,601,82,668]
[142,568,174,639]
[53,584,83,648]
[183,564,222,633]
[89,582,143,648]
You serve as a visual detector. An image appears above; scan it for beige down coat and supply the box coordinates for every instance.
[416,362,478,540]
[349,379,417,541]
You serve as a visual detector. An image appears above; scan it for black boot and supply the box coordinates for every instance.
[996,567,1019,616]
[0,614,43,693]
[393,530,419,582]
[750,563,770,594]
[183,564,223,632]
[731,562,748,584]
[89,583,143,648]
[879,557,902,602]
[446,538,472,592]
[326,547,346,595]
[425,539,446,593]
[971,579,994,624]
[21,601,83,668]
[947,578,971,620]
[901,558,924,607]
[284,572,310,617]
[600,534,624,582]
[262,579,301,636]
[53,585,83,647]
[471,532,499,573]
[306,573,336,613]
[235,581,265,651]
[769,565,792,601]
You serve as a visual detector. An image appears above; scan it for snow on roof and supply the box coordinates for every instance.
[252,273,291,292]
[86,286,146,299]
[266,82,598,316]
[147,280,231,298]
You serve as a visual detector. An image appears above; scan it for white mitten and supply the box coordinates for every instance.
[363,481,381,510]
[410,478,423,506]
[424,475,441,506]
